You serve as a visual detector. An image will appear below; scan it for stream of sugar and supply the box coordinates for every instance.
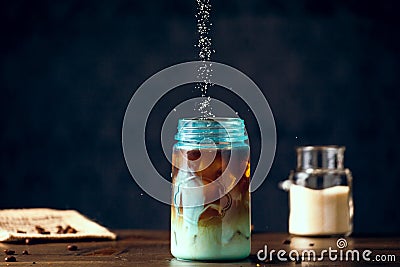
[195,0,215,118]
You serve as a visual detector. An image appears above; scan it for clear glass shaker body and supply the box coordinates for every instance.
[281,146,353,236]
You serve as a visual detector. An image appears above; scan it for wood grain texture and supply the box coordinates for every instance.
[0,230,399,266]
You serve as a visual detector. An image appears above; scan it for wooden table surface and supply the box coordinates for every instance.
[0,230,399,266]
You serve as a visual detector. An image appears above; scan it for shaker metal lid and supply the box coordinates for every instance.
[296,145,346,171]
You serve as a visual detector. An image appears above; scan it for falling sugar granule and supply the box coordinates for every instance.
[195,0,215,118]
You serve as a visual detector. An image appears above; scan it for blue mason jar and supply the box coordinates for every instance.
[171,118,251,261]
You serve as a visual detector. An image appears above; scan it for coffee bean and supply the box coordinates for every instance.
[35,226,45,233]
[67,245,78,251]
[35,225,50,235]
[66,228,77,233]
[64,225,77,234]
[282,239,291,245]
[56,225,64,234]
[4,250,15,255]
[22,250,29,255]
[5,256,16,262]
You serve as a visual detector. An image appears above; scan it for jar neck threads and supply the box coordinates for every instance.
[175,117,248,144]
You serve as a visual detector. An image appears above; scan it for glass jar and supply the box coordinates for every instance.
[171,118,251,261]
[280,146,353,236]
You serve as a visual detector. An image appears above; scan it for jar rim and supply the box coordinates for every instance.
[178,117,244,125]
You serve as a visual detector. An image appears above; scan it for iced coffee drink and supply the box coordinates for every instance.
[171,118,250,261]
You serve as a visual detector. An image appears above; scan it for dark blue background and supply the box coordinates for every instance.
[1,0,399,233]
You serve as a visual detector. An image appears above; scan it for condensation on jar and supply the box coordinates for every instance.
[171,118,251,261]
